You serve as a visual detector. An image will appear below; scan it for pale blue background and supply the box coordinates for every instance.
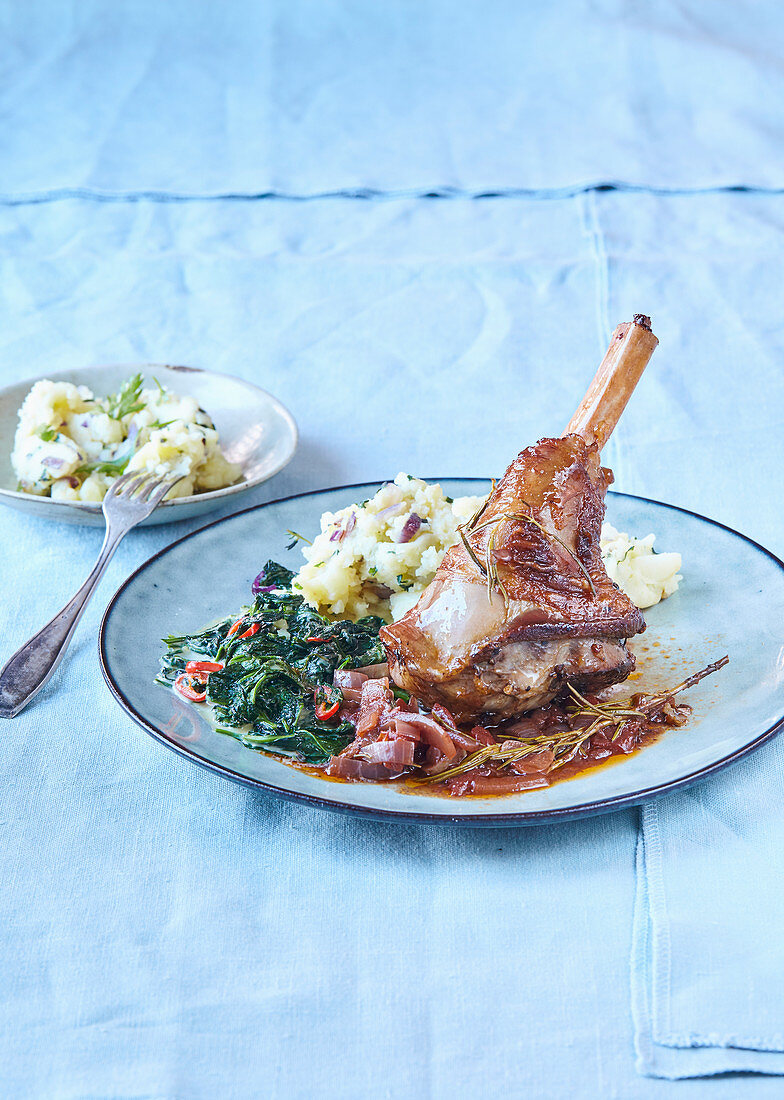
[2,3,784,1097]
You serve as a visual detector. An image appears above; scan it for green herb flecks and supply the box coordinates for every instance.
[75,424,140,480]
[285,530,313,550]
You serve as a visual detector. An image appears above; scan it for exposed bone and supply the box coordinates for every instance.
[565,315,658,451]
[381,316,658,721]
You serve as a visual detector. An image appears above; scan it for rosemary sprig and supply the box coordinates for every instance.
[556,657,729,756]
[475,512,596,599]
[457,501,597,606]
[458,524,489,579]
[463,489,493,532]
[458,491,494,587]
[416,728,593,784]
[626,655,729,711]
[417,656,730,785]
[566,683,648,727]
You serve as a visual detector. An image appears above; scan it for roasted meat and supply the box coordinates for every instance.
[380,317,658,722]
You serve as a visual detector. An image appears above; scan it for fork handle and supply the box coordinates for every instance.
[0,526,127,719]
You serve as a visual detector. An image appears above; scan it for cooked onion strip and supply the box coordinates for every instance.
[416,657,729,786]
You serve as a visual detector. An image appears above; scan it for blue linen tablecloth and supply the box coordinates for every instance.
[2,5,784,1098]
[4,0,784,197]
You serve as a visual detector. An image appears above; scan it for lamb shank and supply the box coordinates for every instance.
[380,316,658,723]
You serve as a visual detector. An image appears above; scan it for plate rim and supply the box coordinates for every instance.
[99,479,784,826]
[0,362,298,516]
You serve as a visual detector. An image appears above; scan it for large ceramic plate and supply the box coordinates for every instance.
[100,481,784,825]
[0,364,297,526]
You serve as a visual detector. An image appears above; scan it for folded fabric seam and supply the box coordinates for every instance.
[3,182,784,206]
[642,803,784,1052]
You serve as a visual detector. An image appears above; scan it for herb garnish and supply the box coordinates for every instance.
[285,530,313,550]
[106,372,145,420]
[417,656,729,784]
[458,491,596,606]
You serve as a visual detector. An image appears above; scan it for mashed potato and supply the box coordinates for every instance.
[11,375,241,502]
[294,474,682,621]
[294,474,484,621]
[600,524,682,610]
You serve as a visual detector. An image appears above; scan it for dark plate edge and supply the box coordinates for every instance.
[99,481,784,827]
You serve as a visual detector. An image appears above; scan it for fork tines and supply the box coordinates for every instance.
[104,471,180,506]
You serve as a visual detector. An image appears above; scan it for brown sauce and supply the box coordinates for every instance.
[272,647,727,799]
[291,683,689,798]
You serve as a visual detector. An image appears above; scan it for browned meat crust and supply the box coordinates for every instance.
[380,436,645,721]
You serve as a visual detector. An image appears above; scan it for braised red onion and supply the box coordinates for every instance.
[328,511,356,543]
[355,678,393,736]
[398,513,423,542]
[510,749,555,774]
[448,773,550,796]
[395,712,458,760]
[353,662,389,679]
[334,669,368,691]
[360,739,415,767]
[326,757,393,781]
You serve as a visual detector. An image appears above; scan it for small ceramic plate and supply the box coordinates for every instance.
[100,481,784,825]
[0,364,297,526]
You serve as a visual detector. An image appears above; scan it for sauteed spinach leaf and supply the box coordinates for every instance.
[157,560,384,765]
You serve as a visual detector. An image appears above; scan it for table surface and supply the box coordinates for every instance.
[2,4,784,1098]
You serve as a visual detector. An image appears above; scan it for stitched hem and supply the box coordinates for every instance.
[636,803,784,1077]
[631,814,655,1075]
[642,802,673,1040]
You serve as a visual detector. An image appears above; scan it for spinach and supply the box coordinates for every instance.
[253,561,295,590]
[157,560,385,765]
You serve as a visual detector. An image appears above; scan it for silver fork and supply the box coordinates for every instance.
[0,472,181,719]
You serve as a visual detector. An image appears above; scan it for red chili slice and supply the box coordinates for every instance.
[315,699,340,721]
[306,636,326,643]
[239,623,260,639]
[185,660,223,673]
[174,673,208,702]
[314,683,342,721]
[227,619,244,637]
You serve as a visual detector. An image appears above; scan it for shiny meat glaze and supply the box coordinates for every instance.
[380,436,645,721]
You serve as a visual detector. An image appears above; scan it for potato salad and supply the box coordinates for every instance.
[11,374,241,502]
